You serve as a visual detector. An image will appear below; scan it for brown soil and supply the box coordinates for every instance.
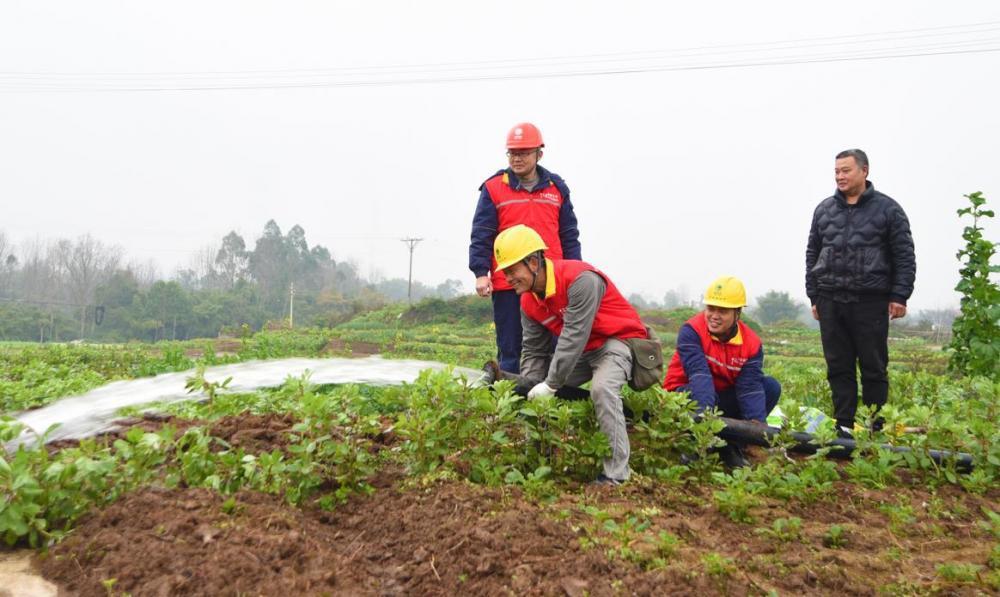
[207,413,298,454]
[37,477,998,596]
[46,413,296,455]
[34,415,999,596]
[214,339,243,354]
[324,339,389,356]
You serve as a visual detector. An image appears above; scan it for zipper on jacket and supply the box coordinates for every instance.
[842,204,853,289]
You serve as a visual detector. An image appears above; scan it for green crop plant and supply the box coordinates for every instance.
[979,508,1000,540]
[713,468,763,523]
[184,364,233,402]
[600,515,654,565]
[701,552,736,578]
[503,465,556,501]
[823,524,848,548]
[574,505,665,569]
[394,372,465,474]
[0,419,173,547]
[844,426,901,489]
[988,545,1000,571]
[880,501,917,536]
[948,192,999,380]
[730,456,839,504]
[755,516,803,543]
[935,562,982,584]
[626,387,722,480]
[100,577,118,596]
[654,530,681,560]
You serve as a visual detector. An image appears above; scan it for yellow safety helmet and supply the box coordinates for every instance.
[494,225,548,271]
[704,276,747,308]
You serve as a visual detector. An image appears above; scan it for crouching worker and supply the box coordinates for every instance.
[662,276,781,468]
[491,224,649,485]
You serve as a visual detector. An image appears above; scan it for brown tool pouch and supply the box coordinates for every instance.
[626,326,664,391]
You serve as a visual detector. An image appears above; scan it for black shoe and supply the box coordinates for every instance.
[623,404,651,424]
[871,416,885,433]
[679,452,699,466]
[720,444,749,469]
[836,426,855,440]
[480,360,500,385]
[591,473,625,486]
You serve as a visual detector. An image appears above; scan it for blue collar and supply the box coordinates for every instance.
[505,164,554,191]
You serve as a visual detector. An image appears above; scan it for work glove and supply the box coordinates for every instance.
[527,381,556,399]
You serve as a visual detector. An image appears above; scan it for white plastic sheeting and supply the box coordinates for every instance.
[10,356,480,447]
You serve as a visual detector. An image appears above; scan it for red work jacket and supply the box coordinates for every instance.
[521,259,647,352]
[484,172,566,291]
[663,315,762,391]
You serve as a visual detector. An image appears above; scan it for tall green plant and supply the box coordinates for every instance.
[948,192,999,379]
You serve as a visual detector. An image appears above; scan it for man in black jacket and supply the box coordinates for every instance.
[805,149,916,437]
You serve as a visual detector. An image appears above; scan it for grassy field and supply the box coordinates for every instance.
[2,300,998,594]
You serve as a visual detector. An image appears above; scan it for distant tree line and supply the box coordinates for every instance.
[0,222,461,342]
[628,287,955,339]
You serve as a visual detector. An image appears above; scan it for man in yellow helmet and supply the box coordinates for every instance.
[662,277,781,468]
[491,224,649,485]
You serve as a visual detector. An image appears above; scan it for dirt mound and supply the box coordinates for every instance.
[38,470,1000,596]
[38,479,708,596]
[324,338,387,355]
[208,413,298,454]
[39,488,343,596]
[33,414,1000,596]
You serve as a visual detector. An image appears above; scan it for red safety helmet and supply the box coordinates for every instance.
[506,122,544,149]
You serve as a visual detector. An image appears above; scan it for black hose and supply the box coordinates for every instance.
[488,376,977,474]
[717,416,975,473]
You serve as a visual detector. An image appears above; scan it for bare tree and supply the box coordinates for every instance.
[55,234,122,337]
[127,259,161,289]
[0,231,9,268]
[15,237,59,303]
[184,244,219,290]
[0,231,13,297]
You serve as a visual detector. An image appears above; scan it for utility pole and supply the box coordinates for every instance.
[289,282,295,328]
[400,238,423,304]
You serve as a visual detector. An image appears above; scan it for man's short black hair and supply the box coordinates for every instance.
[836,148,869,170]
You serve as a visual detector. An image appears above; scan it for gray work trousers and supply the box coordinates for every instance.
[512,338,633,480]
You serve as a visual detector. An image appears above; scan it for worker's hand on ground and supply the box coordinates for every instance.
[811,305,819,321]
[527,382,556,399]
[475,276,493,297]
[888,302,907,320]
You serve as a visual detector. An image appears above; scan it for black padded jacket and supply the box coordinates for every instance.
[805,181,916,305]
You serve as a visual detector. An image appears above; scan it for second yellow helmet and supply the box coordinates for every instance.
[704,276,747,308]
[494,225,548,271]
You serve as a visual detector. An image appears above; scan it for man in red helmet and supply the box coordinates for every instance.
[469,123,582,374]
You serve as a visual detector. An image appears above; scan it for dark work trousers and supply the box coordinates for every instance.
[816,297,890,428]
[675,376,782,421]
[492,289,522,374]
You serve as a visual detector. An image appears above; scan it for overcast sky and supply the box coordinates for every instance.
[2,1,998,312]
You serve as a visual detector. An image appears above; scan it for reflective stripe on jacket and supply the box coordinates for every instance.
[468,165,580,292]
[521,259,646,352]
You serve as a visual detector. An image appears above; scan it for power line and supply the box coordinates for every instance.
[1,22,998,92]
[4,46,998,93]
[3,20,999,78]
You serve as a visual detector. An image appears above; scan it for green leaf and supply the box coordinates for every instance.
[504,469,525,484]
